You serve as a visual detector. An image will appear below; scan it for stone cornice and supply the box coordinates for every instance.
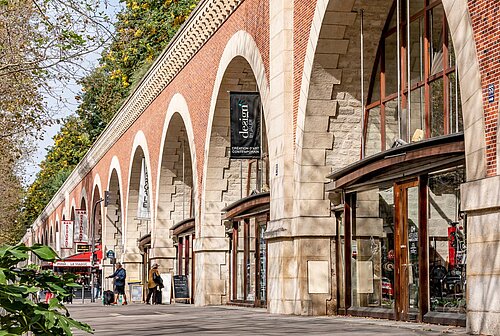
[31,0,243,230]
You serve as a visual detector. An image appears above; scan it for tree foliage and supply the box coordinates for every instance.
[0,0,113,239]
[22,0,199,229]
[22,117,90,227]
[0,244,92,335]
[77,0,199,143]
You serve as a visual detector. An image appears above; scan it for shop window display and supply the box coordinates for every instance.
[428,167,466,313]
[352,187,395,309]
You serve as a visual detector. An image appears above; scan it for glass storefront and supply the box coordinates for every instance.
[351,187,395,310]
[428,168,466,313]
[346,166,465,322]
[230,215,267,307]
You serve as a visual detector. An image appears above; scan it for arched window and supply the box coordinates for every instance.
[364,0,462,157]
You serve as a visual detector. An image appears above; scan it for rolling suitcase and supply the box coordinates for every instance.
[103,290,114,305]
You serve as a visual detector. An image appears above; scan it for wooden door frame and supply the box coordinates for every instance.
[394,179,423,321]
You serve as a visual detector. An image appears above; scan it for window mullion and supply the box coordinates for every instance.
[424,4,431,138]
[443,16,450,134]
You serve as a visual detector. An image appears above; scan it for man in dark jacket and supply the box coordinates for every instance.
[107,262,128,305]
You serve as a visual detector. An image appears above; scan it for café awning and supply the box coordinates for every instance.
[54,246,102,267]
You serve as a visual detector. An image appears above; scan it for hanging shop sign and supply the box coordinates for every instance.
[61,220,74,249]
[137,157,151,220]
[230,92,261,159]
[74,209,88,243]
[76,243,91,253]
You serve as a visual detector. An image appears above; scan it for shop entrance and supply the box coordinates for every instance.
[222,192,269,308]
[394,180,420,321]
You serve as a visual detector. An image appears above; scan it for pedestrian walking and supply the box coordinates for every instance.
[92,275,101,301]
[106,262,128,305]
[146,263,160,304]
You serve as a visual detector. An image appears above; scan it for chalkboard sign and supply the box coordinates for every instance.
[173,275,190,299]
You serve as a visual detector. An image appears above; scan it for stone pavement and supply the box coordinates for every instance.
[69,302,468,335]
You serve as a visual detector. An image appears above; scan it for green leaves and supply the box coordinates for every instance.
[31,244,58,261]
[0,244,92,335]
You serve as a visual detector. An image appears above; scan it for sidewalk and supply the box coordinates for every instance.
[69,303,468,335]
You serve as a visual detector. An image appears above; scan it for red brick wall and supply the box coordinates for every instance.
[468,0,500,176]
[293,0,318,140]
[38,0,270,237]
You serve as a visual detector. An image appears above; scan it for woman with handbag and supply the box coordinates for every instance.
[146,263,160,304]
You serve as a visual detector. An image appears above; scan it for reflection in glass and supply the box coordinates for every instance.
[365,108,382,156]
[259,224,267,302]
[406,186,419,310]
[385,99,399,148]
[430,5,445,76]
[431,79,444,137]
[410,88,425,141]
[352,187,395,309]
[409,18,424,86]
[449,72,463,133]
[428,167,466,313]
[385,32,399,95]
[237,224,245,300]
[247,219,256,301]
[409,0,425,17]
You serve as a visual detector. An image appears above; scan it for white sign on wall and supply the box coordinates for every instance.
[61,220,74,249]
[74,209,88,243]
[137,157,151,220]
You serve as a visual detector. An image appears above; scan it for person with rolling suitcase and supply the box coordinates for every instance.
[106,262,128,305]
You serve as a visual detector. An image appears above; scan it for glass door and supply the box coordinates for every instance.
[395,180,420,321]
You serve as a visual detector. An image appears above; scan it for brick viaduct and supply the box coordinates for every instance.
[23,0,499,334]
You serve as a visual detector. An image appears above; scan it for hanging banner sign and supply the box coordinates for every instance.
[74,209,88,243]
[61,220,74,249]
[137,157,151,220]
[230,92,261,159]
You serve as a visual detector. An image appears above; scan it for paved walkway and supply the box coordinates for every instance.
[68,302,468,335]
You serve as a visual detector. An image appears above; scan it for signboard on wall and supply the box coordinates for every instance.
[137,157,151,220]
[61,220,74,249]
[229,92,261,159]
[74,209,88,243]
[76,243,91,253]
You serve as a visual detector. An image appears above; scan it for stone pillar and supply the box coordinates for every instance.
[461,176,500,336]
[193,237,228,306]
[266,0,299,315]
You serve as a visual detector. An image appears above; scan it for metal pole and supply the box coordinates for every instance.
[90,198,104,303]
[397,0,401,139]
[407,0,411,142]
[360,9,365,158]
[182,137,185,220]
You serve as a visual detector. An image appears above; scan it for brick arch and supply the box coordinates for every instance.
[91,175,103,249]
[123,131,152,278]
[70,198,76,220]
[80,187,88,211]
[198,30,270,306]
[297,0,485,196]
[104,156,124,264]
[153,93,198,268]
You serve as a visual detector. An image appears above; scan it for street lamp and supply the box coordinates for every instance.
[90,191,110,303]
